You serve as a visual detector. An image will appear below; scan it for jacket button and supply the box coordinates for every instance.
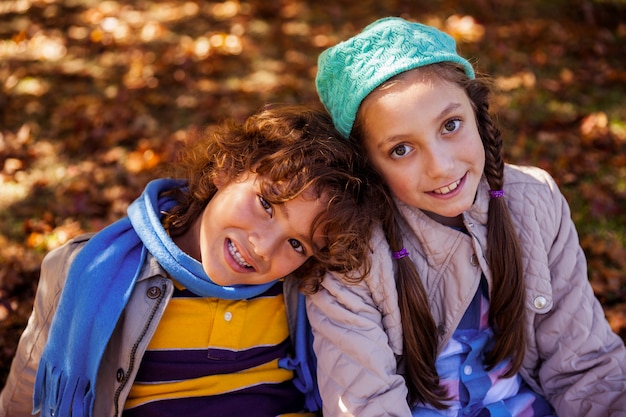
[147,286,162,299]
[437,323,446,335]
[116,368,125,382]
[533,296,548,309]
[470,254,479,266]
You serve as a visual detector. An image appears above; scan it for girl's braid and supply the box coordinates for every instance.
[383,201,450,408]
[471,80,526,374]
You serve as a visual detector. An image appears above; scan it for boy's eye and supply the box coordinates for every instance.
[391,144,411,159]
[289,238,305,255]
[259,195,273,216]
[443,119,461,133]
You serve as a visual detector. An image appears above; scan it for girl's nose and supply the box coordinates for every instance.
[423,142,454,178]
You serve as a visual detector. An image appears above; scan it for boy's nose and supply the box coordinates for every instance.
[249,227,281,260]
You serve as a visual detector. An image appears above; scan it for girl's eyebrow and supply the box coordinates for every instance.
[374,102,465,150]
[438,102,462,119]
[375,134,405,150]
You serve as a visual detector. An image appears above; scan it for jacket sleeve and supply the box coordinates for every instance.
[0,236,90,417]
[306,227,412,417]
[528,173,626,416]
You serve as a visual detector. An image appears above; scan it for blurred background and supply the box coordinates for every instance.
[1,0,625,386]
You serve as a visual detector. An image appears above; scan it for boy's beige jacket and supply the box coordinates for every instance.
[307,164,626,417]
[0,236,304,417]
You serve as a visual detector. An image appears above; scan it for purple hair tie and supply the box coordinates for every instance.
[393,248,409,259]
[489,189,504,198]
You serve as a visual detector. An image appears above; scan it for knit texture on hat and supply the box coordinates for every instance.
[316,17,475,139]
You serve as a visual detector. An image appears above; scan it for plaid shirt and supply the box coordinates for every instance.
[412,278,555,416]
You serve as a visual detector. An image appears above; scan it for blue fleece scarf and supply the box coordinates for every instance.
[33,178,318,416]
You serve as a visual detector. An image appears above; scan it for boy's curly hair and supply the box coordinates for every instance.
[163,104,382,293]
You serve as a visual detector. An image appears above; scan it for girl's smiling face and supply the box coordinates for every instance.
[359,69,485,224]
[176,173,327,286]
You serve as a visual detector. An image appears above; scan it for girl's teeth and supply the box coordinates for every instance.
[434,179,460,195]
[228,241,252,268]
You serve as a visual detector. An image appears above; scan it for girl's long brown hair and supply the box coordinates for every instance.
[353,63,526,409]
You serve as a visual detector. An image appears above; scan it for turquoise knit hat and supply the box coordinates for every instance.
[316,17,475,139]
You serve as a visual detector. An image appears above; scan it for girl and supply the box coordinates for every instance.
[309,17,626,417]
[0,105,381,417]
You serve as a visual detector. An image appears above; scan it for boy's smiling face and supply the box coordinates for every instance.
[176,173,327,286]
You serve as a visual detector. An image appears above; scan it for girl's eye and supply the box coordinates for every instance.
[259,195,273,217]
[443,119,461,133]
[390,144,412,159]
[288,238,306,255]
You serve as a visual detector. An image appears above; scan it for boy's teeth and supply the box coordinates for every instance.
[228,241,252,268]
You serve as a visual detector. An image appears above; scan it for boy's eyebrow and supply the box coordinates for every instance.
[277,203,321,252]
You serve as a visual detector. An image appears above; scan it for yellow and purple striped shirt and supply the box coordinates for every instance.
[123,280,313,417]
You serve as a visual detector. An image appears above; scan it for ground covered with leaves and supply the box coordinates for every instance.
[1,0,626,386]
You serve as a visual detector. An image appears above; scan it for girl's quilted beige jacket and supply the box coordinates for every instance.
[307,164,626,417]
